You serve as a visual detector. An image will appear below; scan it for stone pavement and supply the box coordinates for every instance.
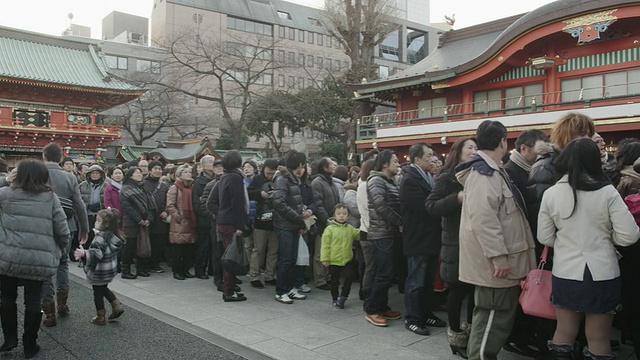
[3,277,255,360]
[68,264,637,360]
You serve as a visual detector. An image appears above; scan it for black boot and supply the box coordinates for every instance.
[23,310,42,359]
[582,347,615,360]
[121,263,137,279]
[0,305,18,352]
[548,341,574,360]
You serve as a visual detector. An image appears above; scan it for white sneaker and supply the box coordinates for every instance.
[297,284,312,293]
[288,289,307,300]
[275,293,293,304]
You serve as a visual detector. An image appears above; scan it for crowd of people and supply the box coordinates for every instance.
[0,111,639,360]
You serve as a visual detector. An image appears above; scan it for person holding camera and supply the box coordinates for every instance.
[247,159,280,288]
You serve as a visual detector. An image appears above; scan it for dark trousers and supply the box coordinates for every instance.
[92,285,116,311]
[122,236,142,273]
[150,232,168,267]
[210,227,224,282]
[275,229,299,296]
[447,280,475,332]
[87,214,97,247]
[195,229,212,275]
[404,254,439,325]
[217,224,238,296]
[172,243,195,274]
[0,276,42,314]
[329,259,358,301]
[365,237,396,314]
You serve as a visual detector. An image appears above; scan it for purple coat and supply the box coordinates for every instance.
[103,180,122,222]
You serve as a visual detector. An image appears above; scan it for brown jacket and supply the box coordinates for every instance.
[617,166,640,199]
[456,151,536,288]
[166,180,195,244]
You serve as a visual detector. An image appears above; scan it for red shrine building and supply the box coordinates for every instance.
[0,26,143,164]
[352,0,640,159]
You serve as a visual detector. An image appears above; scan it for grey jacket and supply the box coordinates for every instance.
[45,162,89,234]
[366,171,402,241]
[0,188,70,281]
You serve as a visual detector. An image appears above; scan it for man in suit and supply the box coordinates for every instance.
[41,143,89,327]
[400,142,445,336]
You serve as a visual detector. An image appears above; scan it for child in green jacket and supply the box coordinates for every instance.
[321,203,360,309]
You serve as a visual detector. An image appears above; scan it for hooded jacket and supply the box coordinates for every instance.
[456,151,536,288]
[82,231,123,285]
[366,171,402,241]
[320,219,360,266]
[79,164,106,213]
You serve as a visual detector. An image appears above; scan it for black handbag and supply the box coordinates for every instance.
[241,219,254,237]
[221,234,249,275]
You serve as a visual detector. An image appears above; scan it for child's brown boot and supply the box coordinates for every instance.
[108,300,124,320]
[90,310,107,325]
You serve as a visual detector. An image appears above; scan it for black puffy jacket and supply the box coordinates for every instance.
[273,169,305,232]
[526,147,559,239]
[425,169,462,285]
[192,172,214,230]
[366,171,401,241]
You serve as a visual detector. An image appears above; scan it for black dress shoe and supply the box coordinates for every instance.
[196,273,209,280]
[264,279,276,286]
[250,280,264,288]
[234,277,243,284]
[173,273,185,280]
[503,342,539,358]
[121,272,137,280]
[223,293,247,302]
[184,271,195,278]
[234,285,241,292]
[317,284,330,291]
[137,271,150,277]
[149,266,165,273]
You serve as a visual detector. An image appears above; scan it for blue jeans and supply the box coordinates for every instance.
[41,231,73,303]
[404,254,439,324]
[365,237,396,314]
[275,229,299,296]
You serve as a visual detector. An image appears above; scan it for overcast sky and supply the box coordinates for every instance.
[0,0,556,38]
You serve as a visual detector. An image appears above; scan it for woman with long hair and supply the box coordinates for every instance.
[166,165,197,281]
[425,137,477,358]
[119,167,154,279]
[539,138,639,360]
[0,160,70,358]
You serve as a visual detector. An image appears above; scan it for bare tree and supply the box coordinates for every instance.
[153,26,287,149]
[321,0,400,155]
[322,0,399,85]
[245,90,306,157]
[101,84,186,145]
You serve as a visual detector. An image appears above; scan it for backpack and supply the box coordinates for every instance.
[624,193,640,225]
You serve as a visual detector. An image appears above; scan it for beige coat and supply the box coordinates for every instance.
[166,180,196,244]
[456,151,536,288]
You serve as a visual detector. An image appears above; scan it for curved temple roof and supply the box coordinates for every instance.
[0,27,142,93]
[354,0,640,94]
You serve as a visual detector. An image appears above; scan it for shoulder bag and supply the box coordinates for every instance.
[518,246,556,320]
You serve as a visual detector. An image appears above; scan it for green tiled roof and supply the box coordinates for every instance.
[0,33,141,92]
[118,145,156,161]
[150,138,220,162]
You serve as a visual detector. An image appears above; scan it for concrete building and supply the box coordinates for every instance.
[102,11,149,45]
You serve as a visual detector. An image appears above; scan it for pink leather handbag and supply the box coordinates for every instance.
[519,246,557,320]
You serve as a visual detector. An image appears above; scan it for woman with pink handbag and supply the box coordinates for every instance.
[538,138,640,360]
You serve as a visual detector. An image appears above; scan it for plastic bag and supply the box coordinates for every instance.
[296,235,310,266]
[221,233,249,275]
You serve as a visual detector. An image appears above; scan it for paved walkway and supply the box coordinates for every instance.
[4,278,254,359]
[69,264,637,360]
